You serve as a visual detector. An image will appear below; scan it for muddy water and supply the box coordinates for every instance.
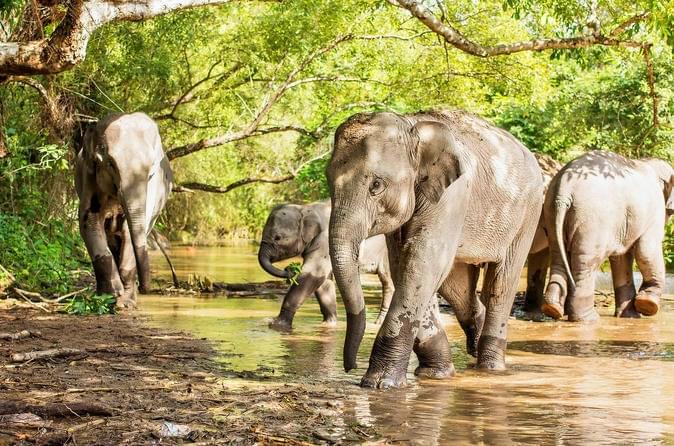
[143,245,674,444]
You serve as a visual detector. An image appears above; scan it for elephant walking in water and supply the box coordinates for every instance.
[542,151,674,321]
[522,153,564,318]
[258,200,393,330]
[328,110,543,388]
[75,113,173,308]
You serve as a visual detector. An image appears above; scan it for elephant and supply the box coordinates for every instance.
[75,112,173,308]
[258,200,394,330]
[522,153,564,317]
[542,150,674,322]
[328,109,544,388]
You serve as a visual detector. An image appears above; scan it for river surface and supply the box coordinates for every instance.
[141,245,674,445]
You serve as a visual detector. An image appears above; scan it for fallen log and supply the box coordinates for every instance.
[11,348,84,362]
[0,401,113,417]
[0,330,41,340]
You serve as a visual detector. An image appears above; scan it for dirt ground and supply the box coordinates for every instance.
[0,307,383,446]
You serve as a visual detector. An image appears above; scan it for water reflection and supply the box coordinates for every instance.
[144,245,674,444]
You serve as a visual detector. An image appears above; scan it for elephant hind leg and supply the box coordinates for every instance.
[315,279,337,326]
[609,252,639,318]
[413,297,455,380]
[438,263,482,357]
[633,230,666,316]
[523,248,549,320]
[565,253,600,322]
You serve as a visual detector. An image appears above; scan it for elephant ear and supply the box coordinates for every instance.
[666,173,674,216]
[299,208,325,255]
[412,120,462,203]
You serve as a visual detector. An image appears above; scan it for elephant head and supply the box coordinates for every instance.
[645,158,674,219]
[258,204,324,278]
[327,112,462,371]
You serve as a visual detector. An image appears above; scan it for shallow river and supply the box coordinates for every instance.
[141,245,674,445]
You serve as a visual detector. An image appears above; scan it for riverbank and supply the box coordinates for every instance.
[0,307,382,445]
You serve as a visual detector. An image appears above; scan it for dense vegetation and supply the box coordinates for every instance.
[1,0,673,293]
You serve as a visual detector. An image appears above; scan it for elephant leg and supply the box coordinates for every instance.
[314,279,338,326]
[477,222,535,370]
[633,231,666,316]
[80,200,123,297]
[523,248,549,320]
[270,271,326,330]
[437,262,482,357]
[116,219,137,310]
[413,297,455,379]
[374,263,395,326]
[609,252,638,318]
[565,253,600,322]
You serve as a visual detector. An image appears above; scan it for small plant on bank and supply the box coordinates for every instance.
[286,262,302,286]
[64,293,116,315]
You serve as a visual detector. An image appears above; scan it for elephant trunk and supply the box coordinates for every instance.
[126,206,151,294]
[258,243,290,278]
[329,206,367,372]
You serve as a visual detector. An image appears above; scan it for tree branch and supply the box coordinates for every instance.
[0,0,254,77]
[387,0,649,56]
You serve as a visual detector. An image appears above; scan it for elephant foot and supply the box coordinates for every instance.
[567,308,600,323]
[321,317,338,328]
[413,331,454,380]
[461,307,485,358]
[615,299,640,318]
[268,317,293,331]
[476,335,506,371]
[541,302,564,320]
[361,366,408,389]
[634,293,659,316]
[414,364,456,379]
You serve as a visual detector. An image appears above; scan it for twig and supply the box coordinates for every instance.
[13,288,50,312]
[11,347,83,362]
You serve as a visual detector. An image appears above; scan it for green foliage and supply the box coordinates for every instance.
[295,158,330,201]
[286,262,303,286]
[64,293,116,316]
[665,221,674,269]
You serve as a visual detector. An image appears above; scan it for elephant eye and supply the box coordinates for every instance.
[369,177,386,196]
[274,235,282,241]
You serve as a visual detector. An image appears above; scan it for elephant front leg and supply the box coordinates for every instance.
[438,263,483,357]
[373,265,395,325]
[609,253,639,318]
[314,279,338,326]
[270,272,326,330]
[523,248,549,320]
[413,297,455,379]
[80,204,123,297]
[633,232,666,316]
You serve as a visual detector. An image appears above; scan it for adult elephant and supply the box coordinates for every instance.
[328,110,543,388]
[542,151,674,321]
[75,113,173,308]
[522,153,564,318]
[258,200,393,330]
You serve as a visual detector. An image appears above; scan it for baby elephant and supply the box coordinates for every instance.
[543,151,674,321]
[75,113,173,308]
[258,200,393,329]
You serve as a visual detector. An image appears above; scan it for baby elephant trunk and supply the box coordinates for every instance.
[258,242,290,278]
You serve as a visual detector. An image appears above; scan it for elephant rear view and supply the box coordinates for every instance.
[75,113,173,308]
[542,151,674,321]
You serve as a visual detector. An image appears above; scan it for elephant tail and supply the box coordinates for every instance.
[553,196,575,290]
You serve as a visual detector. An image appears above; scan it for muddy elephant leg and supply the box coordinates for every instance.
[609,252,638,318]
[116,219,138,310]
[478,224,535,370]
[524,248,549,319]
[566,254,599,322]
[314,279,338,326]
[437,263,483,357]
[79,200,123,297]
[633,230,666,316]
[374,263,395,325]
[413,297,455,379]
[270,272,327,330]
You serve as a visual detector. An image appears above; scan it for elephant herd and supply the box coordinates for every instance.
[76,109,674,389]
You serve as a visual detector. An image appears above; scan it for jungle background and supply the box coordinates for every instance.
[1,0,673,295]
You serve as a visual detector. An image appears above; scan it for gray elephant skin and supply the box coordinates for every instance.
[328,109,544,388]
[258,200,394,330]
[75,112,173,308]
[542,151,674,321]
[522,153,564,317]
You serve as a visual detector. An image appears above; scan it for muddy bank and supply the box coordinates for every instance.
[0,308,381,445]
